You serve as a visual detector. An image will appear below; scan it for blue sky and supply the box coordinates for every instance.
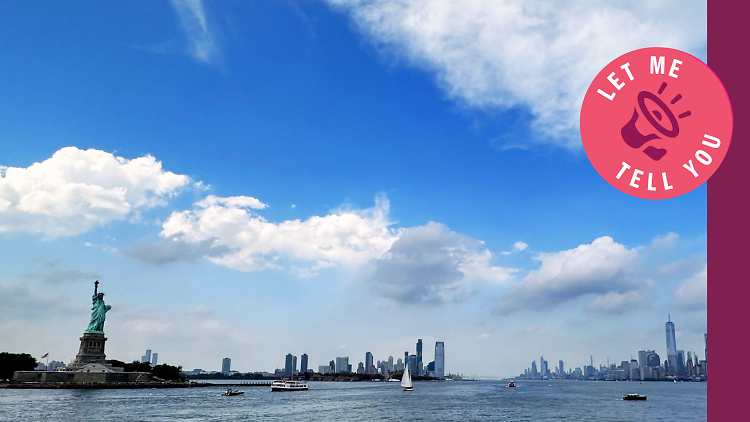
[0,0,707,377]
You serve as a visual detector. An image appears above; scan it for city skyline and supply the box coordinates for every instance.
[0,0,707,378]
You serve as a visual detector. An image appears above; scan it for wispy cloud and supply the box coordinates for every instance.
[168,0,220,64]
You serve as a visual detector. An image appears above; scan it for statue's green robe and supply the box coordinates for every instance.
[85,294,111,333]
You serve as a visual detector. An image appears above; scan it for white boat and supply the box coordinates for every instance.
[401,364,413,391]
[271,380,308,392]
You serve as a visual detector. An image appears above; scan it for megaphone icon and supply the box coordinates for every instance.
[621,82,691,161]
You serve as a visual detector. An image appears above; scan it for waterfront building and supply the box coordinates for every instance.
[365,352,373,375]
[292,355,298,375]
[416,339,423,376]
[301,354,308,373]
[435,342,445,379]
[357,362,365,374]
[396,357,403,371]
[151,353,158,367]
[222,358,231,376]
[388,356,394,372]
[141,349,152,363]
[665,313,679,375]
[559,360,564,376]
[319,365,329,374]
[540,356,548,378]
[531,360,538,378]
[409,354,418,376]
[329,360,335,374]
[284,354,294,376]
[335,357,349,374]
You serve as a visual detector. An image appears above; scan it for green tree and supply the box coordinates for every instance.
[124,360,153,373]
[152,364,185,381]
[105,359,126,368]
[0,352,37,380]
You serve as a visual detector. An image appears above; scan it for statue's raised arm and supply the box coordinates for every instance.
[85,280,111,334]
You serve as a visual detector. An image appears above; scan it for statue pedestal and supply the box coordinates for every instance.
[73,333,107,367]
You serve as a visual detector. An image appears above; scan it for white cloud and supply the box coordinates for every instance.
[168,0,220,64]
[493,236,642,315]
[156,194,400,272]
[196,195,267,210]
[651,232,679,249]
[672,264,707,310]
[370,222,516,305]
[585,280,653,315]
[501,240,529,255]
[0,147,189,238]
[324,0,706,148]
[478,333,490,339]
[513,241,528,252]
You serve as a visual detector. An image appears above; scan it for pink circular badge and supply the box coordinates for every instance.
[580,47,733,200]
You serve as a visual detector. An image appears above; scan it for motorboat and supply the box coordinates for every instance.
[508,380,516,387]
[401,364,413,391]
[623,393,647,401]
[221,388,244,396]
[271,380,309,392]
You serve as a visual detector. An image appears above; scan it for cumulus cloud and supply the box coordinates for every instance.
[672,264,707,310]
[493,236,643,315]
[142,194,400,272]
[168,0,220,64]
[123,236,232,266]
[0,147,189,238]
[370,222,515,305]
[585,280,653,315]
[501,241,529,255]
[324,0,706,148]
[651,232,679,249]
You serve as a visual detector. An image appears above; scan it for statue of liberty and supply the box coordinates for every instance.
[85,280,111,334]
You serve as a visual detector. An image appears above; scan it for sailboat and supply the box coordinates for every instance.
[401,364,413,391]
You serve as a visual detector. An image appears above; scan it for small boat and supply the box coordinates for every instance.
[221,388,244,396]
[271,380,308,392]
[401,364,413,391]
[508,380,516,388]
[623,393,647,401]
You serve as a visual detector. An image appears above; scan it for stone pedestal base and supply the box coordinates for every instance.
[73,333,107,366]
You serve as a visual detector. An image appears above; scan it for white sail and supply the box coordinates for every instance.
[401,364,413,388]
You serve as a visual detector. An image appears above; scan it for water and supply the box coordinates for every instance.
[0,380,707,421]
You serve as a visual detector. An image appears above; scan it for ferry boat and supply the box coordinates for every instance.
[507,380,516,388]
[271,380,309,392]
[623,393,647,401]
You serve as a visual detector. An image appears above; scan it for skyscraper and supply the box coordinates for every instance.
[141,349,151,364]
[292,355,298,375]
[531,361,538,378]
[335,357,349,374]
[704,333,708,360]
[409,354,418,376]
[540,356,548,377]
[665,313,679,375]
[329,360,335,374]
[151,352,158,367]
[396,357,403,371]
[222,357,231,376]
[365,352,374,375]
[435,342,445,379]
[300,354,308,373]
[285,354,294,376]
[559,360,564,376]
[416,339,423,376]
[387,356,394,372]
